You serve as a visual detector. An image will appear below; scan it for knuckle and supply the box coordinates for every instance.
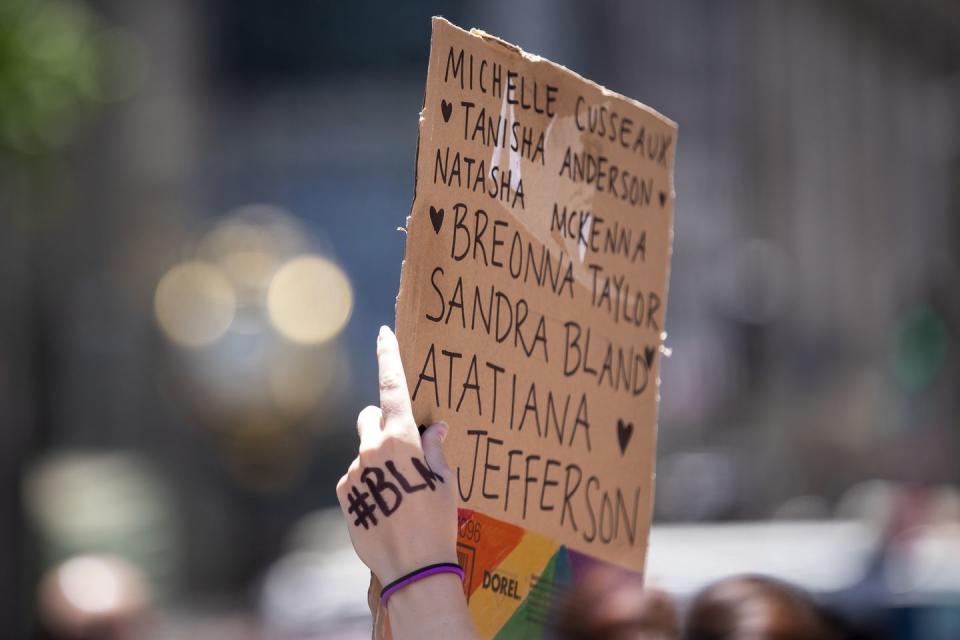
[383,425,418,447]
[346,457,361,475]
[357,405,380,422]
[357,441,380,458]
[379,372,405,393]
[356,407,381,432]
[381,400,412,424]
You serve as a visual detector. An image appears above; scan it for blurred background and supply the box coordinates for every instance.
[0,0,958,638]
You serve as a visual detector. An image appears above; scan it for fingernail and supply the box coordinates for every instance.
[433,421,449,442]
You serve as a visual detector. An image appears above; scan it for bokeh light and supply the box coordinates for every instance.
[260,509,370,633]
[24,452,178,609]
[154,261,236,347]
[58,556,122,614]
[39,554,150,638]
[153,208,353,488]
[267,255,353,344]
[197,205,307,304]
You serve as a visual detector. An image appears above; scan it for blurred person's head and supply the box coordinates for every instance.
[685,575,836,640]
[558,564,680,640]
[36,555,150,640]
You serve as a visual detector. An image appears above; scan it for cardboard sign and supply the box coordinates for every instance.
[394,17,676,636]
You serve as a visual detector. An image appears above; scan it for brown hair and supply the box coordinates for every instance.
[685,575,835,640]
[558,565,680,640]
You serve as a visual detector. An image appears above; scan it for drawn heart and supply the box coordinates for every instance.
[616,419,634,455]
[429,206,444,234]
[440,99,453,123]
[644,345,656,368]
[659,191,667,208]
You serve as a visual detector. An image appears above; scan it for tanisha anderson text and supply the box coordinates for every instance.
[458,429,642,547]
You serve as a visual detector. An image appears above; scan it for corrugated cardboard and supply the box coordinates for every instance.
[389,17,676,637]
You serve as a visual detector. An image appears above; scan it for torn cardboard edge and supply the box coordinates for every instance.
[395,14,676,572]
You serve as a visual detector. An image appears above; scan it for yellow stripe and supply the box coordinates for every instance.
[468,530,558,638]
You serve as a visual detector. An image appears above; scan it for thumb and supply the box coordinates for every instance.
[421,421,451,479]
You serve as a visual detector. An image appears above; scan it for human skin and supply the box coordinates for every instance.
[336,326,478,640]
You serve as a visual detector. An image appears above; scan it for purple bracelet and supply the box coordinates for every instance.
[380,562,466,607]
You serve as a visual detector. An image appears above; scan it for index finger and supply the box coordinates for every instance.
[376,325,415,430]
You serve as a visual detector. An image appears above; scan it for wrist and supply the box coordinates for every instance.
[387,573,476,640]
[381,562,464,607]
[380,550,459,588]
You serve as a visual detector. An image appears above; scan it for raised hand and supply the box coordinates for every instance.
[336,326,476,639]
